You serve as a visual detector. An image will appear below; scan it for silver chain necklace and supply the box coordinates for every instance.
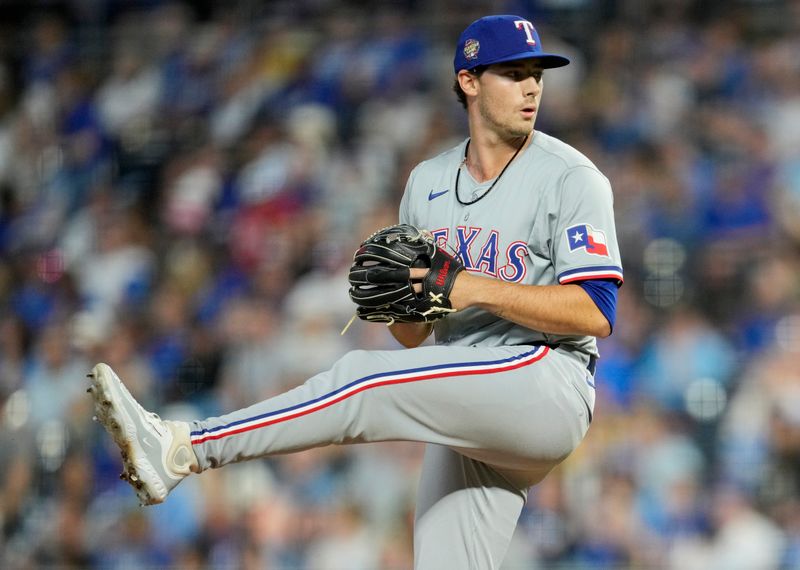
[455,134,528,206]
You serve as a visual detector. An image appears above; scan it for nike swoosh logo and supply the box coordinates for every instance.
[428,189,449,201]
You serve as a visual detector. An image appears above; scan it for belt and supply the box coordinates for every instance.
[586,355,597,376]
[531,342,597,376]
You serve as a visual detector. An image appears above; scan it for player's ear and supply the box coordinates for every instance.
[457,69,480,98]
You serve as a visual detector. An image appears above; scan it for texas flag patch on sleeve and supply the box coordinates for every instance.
[566,223,609,256]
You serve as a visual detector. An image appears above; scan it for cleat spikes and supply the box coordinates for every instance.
[86,373,94,378]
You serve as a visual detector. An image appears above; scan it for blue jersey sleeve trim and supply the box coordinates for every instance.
[577,279,619,331]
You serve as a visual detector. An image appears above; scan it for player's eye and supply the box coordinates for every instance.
[505,70,543,82]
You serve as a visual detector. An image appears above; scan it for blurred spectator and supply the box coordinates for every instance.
[635,306,736,413]
[217,295,284,409]
[96,44,161,144]
[304,503,380,569]
[23,321,90,427]
[22,14,75,88]
[670,485,786,570]
[69,203,154,337]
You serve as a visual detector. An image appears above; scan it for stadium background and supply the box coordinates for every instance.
[1,0,799,568]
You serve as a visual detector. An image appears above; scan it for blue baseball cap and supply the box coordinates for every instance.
[454,15,570,74]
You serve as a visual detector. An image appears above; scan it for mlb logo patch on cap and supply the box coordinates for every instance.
[463,38,480,61]
[454,15,570,73]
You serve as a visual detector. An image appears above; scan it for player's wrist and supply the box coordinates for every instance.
[449,271,477,311]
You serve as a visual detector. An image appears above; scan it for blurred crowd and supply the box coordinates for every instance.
[1,0,799,568]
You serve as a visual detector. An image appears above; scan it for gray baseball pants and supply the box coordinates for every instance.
[189,344,595,569]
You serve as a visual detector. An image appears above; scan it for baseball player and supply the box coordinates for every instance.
[89,14,623,569]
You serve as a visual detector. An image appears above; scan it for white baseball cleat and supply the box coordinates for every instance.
[87,363,198,505]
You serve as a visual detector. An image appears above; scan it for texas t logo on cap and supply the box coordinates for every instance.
[454,15,570,73]
[515,20,537,45]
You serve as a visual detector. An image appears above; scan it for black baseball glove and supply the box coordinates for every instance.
[348,224,464,324]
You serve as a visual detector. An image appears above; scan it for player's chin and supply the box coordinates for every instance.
[510,115,535,133]
[508,121,535,138]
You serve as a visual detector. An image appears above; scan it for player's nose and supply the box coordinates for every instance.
[522,76,541,98]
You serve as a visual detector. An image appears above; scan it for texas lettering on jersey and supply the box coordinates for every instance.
[432,227,529,283]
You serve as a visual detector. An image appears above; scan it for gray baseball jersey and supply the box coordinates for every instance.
[400,131,623,356]
[189,130,621,569]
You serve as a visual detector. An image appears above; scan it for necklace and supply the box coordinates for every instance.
[455,134,528,206]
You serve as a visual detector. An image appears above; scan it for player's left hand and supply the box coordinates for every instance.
[348,224,465,324]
